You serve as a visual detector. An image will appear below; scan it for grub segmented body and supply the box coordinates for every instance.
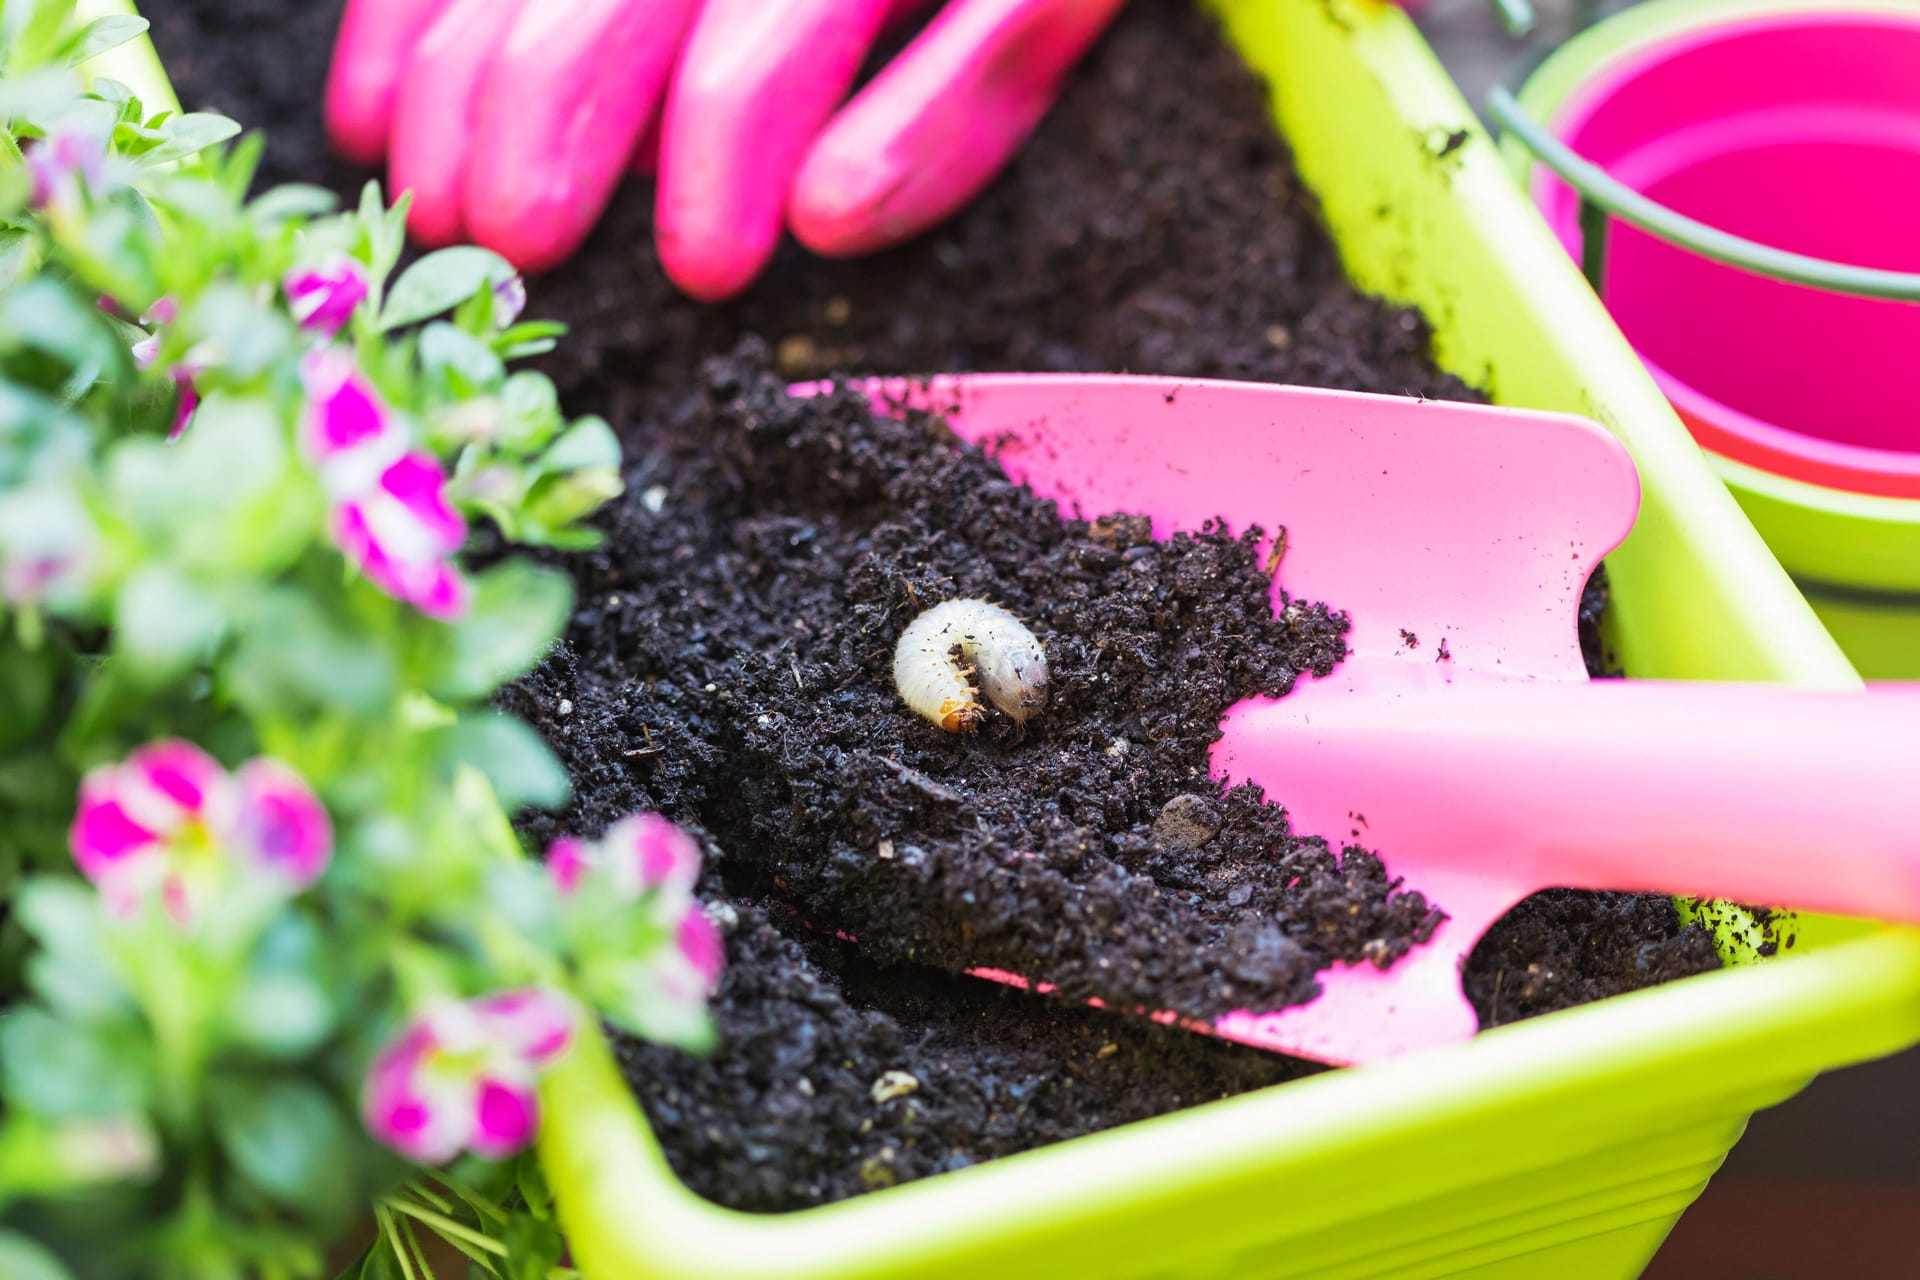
[893,599,1049,732]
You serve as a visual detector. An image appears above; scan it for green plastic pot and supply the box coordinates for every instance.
[1502,0,1920,677]
[95,0,1920,1275]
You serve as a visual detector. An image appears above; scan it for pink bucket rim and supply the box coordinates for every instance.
[1530,6,1920,496]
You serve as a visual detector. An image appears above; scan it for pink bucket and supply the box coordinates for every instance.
[1532,10,1920,499]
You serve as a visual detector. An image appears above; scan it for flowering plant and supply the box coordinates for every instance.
[0,7,717,1277]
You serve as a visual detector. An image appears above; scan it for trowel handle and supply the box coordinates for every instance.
[1250,675,1920,925]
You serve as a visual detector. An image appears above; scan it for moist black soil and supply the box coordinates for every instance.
[520,354,1447,1021]
[146,0,1722,1214]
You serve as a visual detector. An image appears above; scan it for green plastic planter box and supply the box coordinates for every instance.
[93,0,1920,1275]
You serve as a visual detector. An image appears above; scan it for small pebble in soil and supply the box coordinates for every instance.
[870,1071,921,1104]
[1153,795,1223,851]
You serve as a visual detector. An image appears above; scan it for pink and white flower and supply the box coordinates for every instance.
[131,320,202,442]
[284,255,371,337]
[0,485,97,609]
[68,740,332,927]
[546,812,700,903]
[328,453,469,620]
[299,346,397,468]
[545,814,722,1044]
[658,902,724,1007]
[299,348,469,620]
[492,274,527,328]
[362,988,576,1164]
[26,129,109,211]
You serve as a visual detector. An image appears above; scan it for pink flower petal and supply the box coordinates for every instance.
[167,378,199,442]
[132,740,223,812]
[473,988,575,1066]
[611,813,701,898]
[676,906,725,992]
[285,256,371,337]
[362,1023,469,1166]
[230,759,333,888]
[378,453,465,550]
[2,555,71,605]
[330,497,446,615]
[328,456,468,619]
[469,1076,539,1159]
[27,130,108,209]
[69,742,228,907]
[68,789,162,884]
[409,558,470,621]
[492,275,527,328]
[299,347,395,461]
[161,874,194,929]
[546,836,589,896]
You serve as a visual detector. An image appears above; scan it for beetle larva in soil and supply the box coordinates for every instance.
[893,599,1049,732]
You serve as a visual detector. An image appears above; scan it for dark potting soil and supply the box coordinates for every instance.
[146,0,1722,1213]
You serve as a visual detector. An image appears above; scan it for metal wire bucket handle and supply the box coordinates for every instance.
[1485,85,1920,305]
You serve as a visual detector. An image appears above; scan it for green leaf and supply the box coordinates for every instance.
[500,1211,565,1280]
[2,0,76,75]
[17,879,129,1022]
[0,1231,76,1280]
[223,904,335,1057]
[0,277,128,384]
[0,1007,148,1118]
[0,383,91,488]
[0,635,55,751]
[67,14,148,66]
[189,283,295,381]
[214,1075,357,1222]
[226,587,396,718]
[494,320,565,354]
[90,76,134,109]
[536,416,621,474]
[113,565,224,683]
[0,68,87,129]
[359,181,407,285]
[514,1152,553,1217]
[444,713,569,811]
[381,247,512,332]
[497,373,561,453]
[134,112,240,167]
[435,561,571,700]
[420,322,505,394]
[247,184,340,225]
[127,395,317,577]
[225,971,335,1059]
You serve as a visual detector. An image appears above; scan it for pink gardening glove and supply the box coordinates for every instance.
[325,0,1128,298]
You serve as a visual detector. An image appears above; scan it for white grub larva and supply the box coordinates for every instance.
[893,599,1049,732]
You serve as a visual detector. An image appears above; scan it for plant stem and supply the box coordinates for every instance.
[381,1198,509,1258]
[374,1204,418,1280]
[402,1180,456,1215]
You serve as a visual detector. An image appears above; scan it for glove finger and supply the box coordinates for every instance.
[466,0,703,273]
[655,0,897,302]
[791,0,1127,258]
[390,0,535,247]
[326,0,458,166]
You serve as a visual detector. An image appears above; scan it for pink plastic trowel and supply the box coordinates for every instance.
[823,374,1920,1068]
